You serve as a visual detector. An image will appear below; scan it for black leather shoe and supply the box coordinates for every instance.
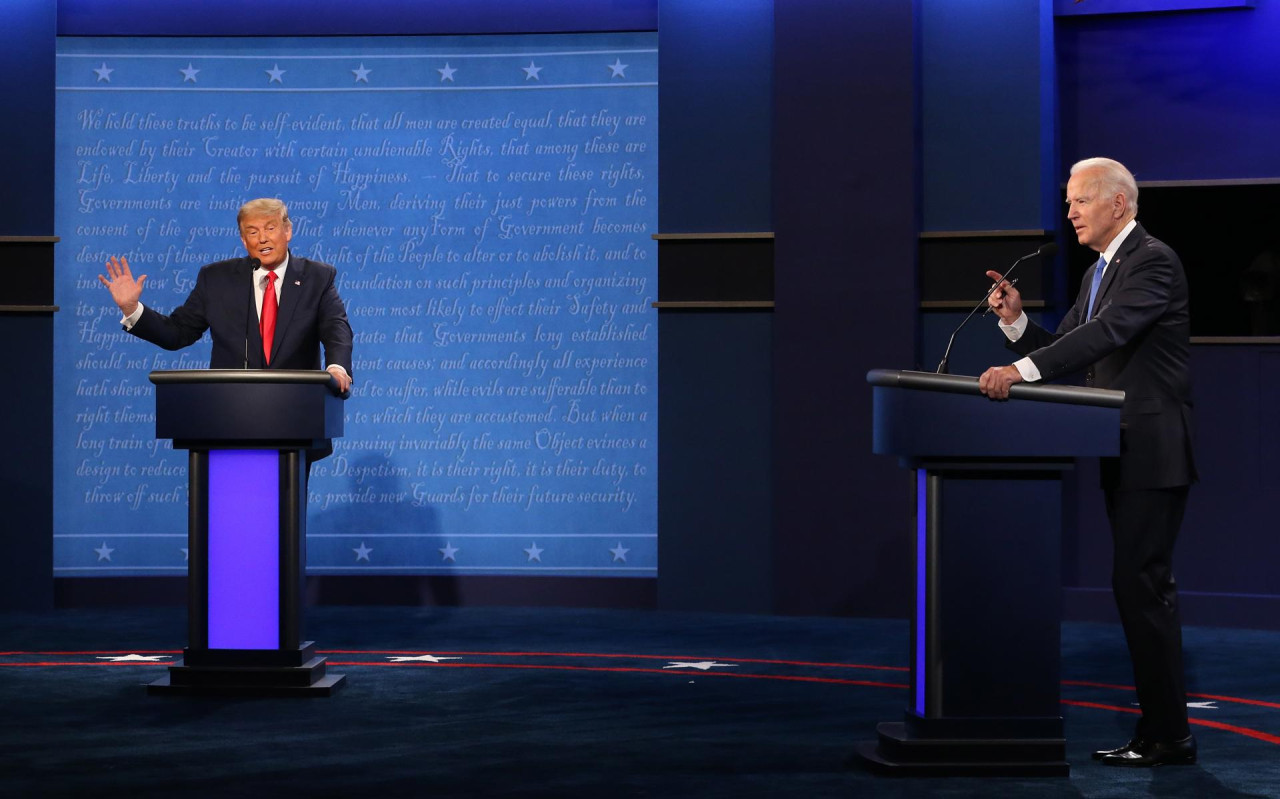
[1092,738,1145,761]
[1099,735,1196,767]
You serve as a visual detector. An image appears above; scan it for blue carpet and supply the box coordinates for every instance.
[1,608,1277,797]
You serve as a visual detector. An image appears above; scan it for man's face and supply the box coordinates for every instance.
[1065,169,1126,253]
[239,213,292,269]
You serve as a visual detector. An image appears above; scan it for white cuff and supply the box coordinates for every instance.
[1013,357,1041,383]
[121,303,145,330]
[998,311,1028,342]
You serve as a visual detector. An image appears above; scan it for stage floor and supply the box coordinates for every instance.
[1,607,1276,797]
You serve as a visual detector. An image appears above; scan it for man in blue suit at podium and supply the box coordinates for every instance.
[98,197,354,395]
[978,158,1197,767]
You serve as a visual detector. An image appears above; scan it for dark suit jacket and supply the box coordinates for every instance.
[1007,222,1195,490]
[129,253,353,377]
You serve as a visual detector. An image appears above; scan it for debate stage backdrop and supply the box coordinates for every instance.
[53,34,658,579]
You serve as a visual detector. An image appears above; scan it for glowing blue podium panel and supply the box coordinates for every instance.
[207,449,279,650]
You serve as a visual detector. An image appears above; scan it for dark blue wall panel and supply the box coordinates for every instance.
[658,311,773,613]
[920,0,1051,232]
[658,0,772,232]
[772,3,916,617]
[58,0,656,36]
[1058,5,1280,179]
[654,0,774,612]
[0,0,56,611]
[2,0,55,235]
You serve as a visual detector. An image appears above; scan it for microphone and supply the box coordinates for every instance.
[935,242,1057,375]
[245,257,261,369]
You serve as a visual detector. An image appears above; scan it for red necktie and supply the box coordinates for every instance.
[260,270,278,365]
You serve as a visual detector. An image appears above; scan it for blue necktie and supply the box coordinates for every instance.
[1085,255,1106,320]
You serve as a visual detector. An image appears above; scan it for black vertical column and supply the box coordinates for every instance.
[772,4,918,615]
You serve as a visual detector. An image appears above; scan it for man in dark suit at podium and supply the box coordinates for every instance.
[978,158,1197,767]
[98,197,353,394]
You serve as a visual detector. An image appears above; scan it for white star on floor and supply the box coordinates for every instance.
[1187,701,1218,710]
[96,654,171,662]
[353,542,373,562]
[522,61,543,81]
[438,63,456,82]
[387,655,462,663]
[94,542,114,562]
[439,542,459,562]
[607,58,628,78]
[180,63,199,83]
[265,64,286,83]
[352,63,371,83]
[663,661,738,671]
[524,542,544,562]
[93,63,113,82]
[609,542,630,562]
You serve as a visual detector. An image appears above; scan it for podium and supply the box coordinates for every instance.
[854,369,1124,776]
[145,370,347,697]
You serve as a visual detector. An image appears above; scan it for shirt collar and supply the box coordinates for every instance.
[253,253,289,281]
[1100,219,1137,267]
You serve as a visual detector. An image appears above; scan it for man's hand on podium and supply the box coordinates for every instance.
[978,364,1022,400]
[326,365,352,394]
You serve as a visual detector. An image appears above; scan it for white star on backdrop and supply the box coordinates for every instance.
[663,661,739,671]
[93,63,113,82]
[265,64,286,84]
[386,655,462,663]
[607,58,628,78]
[180,548,188,561]
[352,63,372,83]
[438,63,457,82]
[94,542,114,562]
[180,63,200,83]
[609,542,630,562]
[96,654,171,662]
[353,542,373,562]
[439,542,460,562]
[522,61,543,81]
[524,542,544,562]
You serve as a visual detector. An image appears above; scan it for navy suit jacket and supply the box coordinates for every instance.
[129,253,353,376]
[1007,223,1195,490]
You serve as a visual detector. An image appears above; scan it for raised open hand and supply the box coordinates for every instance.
[98,256,147,316]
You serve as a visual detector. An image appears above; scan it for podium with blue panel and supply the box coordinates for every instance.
[145,370,347,696]
[855,369,1124,776]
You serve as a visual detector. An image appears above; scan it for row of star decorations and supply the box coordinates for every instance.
[86,540,635,563]
[91,59,631,85]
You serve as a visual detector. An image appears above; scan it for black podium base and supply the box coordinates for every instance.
[147,644,345,697]
[853,722,1069,777]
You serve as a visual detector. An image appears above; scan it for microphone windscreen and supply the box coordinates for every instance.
[1037,242,1059,257]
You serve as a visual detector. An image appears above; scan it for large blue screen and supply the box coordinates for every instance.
[54,34,658,578]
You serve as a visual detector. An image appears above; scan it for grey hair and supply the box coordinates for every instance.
[237,197,291,227]
[1070,157,1138,217]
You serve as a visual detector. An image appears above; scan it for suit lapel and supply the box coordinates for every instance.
[241,258,265,367]
[270,253,304,365]
[1095,223,1143,309]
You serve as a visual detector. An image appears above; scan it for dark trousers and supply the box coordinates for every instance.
[1104,485,1191,742]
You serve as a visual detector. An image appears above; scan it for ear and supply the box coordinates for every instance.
[1112,191,1128,220]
